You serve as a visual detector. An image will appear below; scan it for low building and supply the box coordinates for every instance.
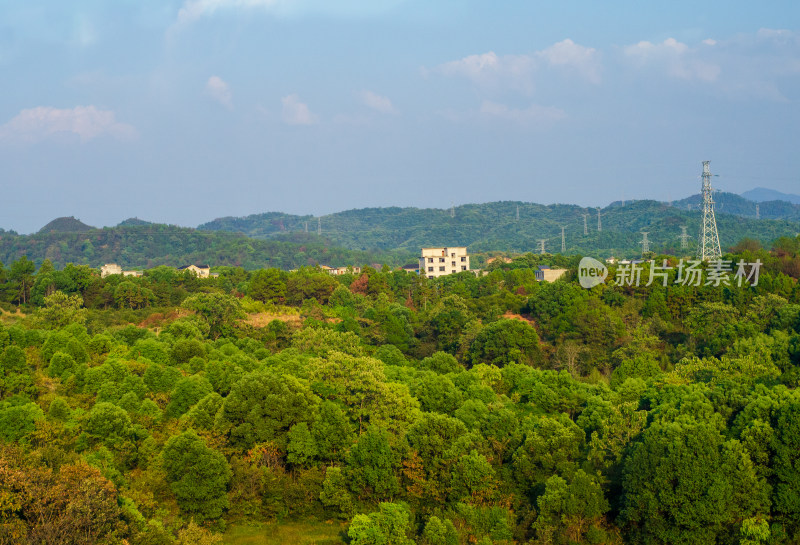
[100,263,142,278]
[535,265,567,282]
[420,247,470,279]
[322,265,362,276]
[179,265,211,278]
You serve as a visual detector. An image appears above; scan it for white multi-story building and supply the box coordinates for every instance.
[419,247,469,279]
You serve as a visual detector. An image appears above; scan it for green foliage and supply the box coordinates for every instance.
[182,292,244,339]
[467,318,541,367]
[217,371,319,450]
[348,502,415,545]
[165,375,213,419]
[0,401,44,442]
[621,417,768,544]
[162,430,232,521]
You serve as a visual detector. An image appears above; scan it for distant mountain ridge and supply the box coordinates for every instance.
[741,187,800,205]
[37,216,96,234]
[199,199,800,258]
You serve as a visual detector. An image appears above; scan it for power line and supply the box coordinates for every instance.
[639,232,650,255]
[679,226,691,251]
[697,160,722,261]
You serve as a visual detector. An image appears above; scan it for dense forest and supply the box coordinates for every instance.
[198,199,800,257]
[0,224,414,271]
[0,234,799,544]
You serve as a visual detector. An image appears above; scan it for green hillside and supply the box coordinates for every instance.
[199,200,800,258]
[0,224,413,270]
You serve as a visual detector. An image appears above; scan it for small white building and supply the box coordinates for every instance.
[419,247,469,279]
[179,265,211,278]
[322,265,362,276]
[100,263,142,278]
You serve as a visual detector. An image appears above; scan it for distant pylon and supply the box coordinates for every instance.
[596,208,602,232]
[317,217,321,236]
[561,226,566,253]
[697,160,722,261]
[756,204,760,220]
[516,206,520,222]
[538,239,546,254]
[679,226,691,251]
[304,221,308,233]
[450,203,455,218]
[581,213,589,235]
[639,232,650,255]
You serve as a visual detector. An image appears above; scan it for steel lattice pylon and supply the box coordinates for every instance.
[697,160,722,261]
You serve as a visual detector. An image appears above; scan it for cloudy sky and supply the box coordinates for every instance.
[1,1,799,233]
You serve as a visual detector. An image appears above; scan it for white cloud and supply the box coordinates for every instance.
[361,90,396,114]
[206,75,232,108]
[433,51,536,91]
[281,94,317,125]
[479,100,566,124]
[431,39,600,90]
[624,38,720,82]
[537,39,601,83]
[0,106,136,143]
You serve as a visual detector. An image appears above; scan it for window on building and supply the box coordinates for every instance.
[428,267,433,272]
[451,261,456,267]
[428,257,433,263]
[451,253,455,258]
[439,258,445,263]
[461,257,466,262]
[439,266,445,271]
[462,266,467,271]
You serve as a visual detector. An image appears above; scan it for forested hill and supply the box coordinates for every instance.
[0,224,413,270]
[671,191,800,222]
[199,200,800,257]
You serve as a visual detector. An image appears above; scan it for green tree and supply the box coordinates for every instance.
[161,430,232,521]
[532,470,609,544]
[248,268,287,303]
[467,319,541,367]
[37,291,87,329]
[182,292,244,339]
[621,416,768,544]
[217,371,319,450]
[348,502,415,545]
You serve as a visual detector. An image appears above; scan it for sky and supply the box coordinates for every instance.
[1,1,799,234]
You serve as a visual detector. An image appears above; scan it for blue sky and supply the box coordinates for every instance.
[1,1,799,233]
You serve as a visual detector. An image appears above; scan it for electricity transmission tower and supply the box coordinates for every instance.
[679,226,691,251]
[516,206,520,222]
[596,208,602,232]
[317,217,321,236]
[639,232,650,255]
[697,160,722,261]
[304,221,308,233]
[561,226,566,253]
[538,239,547,254]
[450,203,455,218]
[581,213,589,235]
[756,204,760,220]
